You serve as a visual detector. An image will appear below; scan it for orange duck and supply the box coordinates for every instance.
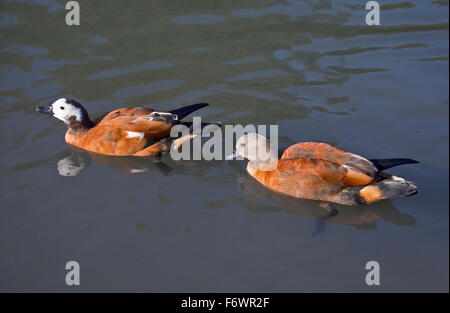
[37,98,210,156]
[233,133,418,205]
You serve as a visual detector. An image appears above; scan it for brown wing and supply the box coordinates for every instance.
[97,107,156,123]
[96,108,172,140]
[251,158,348,201]
[281,142,376,186]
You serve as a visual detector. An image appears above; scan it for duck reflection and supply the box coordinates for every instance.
[57,147,415,230]
[57,152,89,177]
[56,145,225,180]
[68,147,173,176]
[229,161,416,231]
[57,146,171,176]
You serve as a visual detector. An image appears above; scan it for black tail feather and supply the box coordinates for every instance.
[369,158,419,171]
[169,103,209,120]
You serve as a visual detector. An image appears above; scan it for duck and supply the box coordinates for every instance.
[232,133,419,205]
[37,98,211,156]
[230,160,415,229]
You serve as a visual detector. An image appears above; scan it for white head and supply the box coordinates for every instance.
[235,133,278,170]
[52,98,84,122]
[37,98,93,133]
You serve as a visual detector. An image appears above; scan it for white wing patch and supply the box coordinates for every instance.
[126,131,145,139]
[130,168,148,174]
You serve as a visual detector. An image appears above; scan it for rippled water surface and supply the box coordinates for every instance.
[0,0,448,292]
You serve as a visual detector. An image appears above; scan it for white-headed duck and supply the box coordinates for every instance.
[37,98,209,156]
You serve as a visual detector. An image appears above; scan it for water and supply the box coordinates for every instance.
[0,0,448,292]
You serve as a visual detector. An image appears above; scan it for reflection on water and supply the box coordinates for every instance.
[54,144,231,182]
[57,147,416,232]
[0,0,448,292]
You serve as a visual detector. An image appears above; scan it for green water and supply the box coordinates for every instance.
[0,0,448,292]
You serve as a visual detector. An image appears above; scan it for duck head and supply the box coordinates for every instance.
[37,98,93,134]
[235,133,278,171]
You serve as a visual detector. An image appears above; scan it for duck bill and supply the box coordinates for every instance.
[36,105,53,115]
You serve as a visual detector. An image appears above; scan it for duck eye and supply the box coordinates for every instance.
[60,106,65,110]
[240,143,245,147]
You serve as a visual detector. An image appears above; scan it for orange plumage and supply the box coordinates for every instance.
[236,134,418,205]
